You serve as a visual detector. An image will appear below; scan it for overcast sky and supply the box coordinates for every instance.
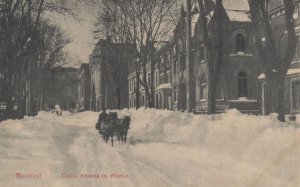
[50,0,249,68]
[49,3,98,67]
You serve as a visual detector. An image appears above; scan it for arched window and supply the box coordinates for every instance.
[235,33,245,53]
[238,72,248,97]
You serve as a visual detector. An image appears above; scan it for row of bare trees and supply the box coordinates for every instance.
[89,0,179,109]
[0,0,74,118]
[92,0,297,122]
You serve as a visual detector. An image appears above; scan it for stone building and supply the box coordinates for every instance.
[154,42,174,109]
[89,39,134,111]
[258,0,300,115]
[128,4,263,114]
[170,5,262,113]
[128,42,174,109]
[77,63,91,111]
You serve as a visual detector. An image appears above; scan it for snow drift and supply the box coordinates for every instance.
[0,108,299,187]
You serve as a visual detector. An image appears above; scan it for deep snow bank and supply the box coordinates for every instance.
[124,108,300,186]
[1,109,299,187]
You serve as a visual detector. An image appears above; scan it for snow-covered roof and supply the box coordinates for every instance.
[258,68,300,80]
[226,10,250,22]
[155,83,172,91]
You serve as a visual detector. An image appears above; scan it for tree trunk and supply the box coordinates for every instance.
[186,0,192,112]
[116,87,121,110]
[136,72,140,109]
[207,70,216,114]
[177,83,181,111]
[264,73,278,115]
[277,73,286,122]
[264,71,286,122]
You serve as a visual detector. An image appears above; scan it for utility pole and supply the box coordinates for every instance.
[186,0,192,112]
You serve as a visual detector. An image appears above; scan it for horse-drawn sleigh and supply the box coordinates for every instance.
[95,112,131,146]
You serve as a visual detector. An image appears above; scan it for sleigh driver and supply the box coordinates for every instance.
[95,107,108,133]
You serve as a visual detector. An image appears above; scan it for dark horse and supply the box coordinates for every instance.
[116,116,131,143]
[99,112,118,146]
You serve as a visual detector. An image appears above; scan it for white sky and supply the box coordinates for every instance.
[50,0,248,67]
[48,3,98,67]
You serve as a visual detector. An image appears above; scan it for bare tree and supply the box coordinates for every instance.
[93,0,178,108]
[0,0,75,117]
[33,20,71,111]
[197,0,224,114]
[248,0,297,121]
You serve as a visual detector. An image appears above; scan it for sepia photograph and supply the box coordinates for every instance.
[0,0,300,186]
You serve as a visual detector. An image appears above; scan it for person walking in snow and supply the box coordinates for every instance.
[54,104,62,116]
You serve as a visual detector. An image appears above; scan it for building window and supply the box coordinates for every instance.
[173,58,177,74]
[174,90,177,102]
[294,36,300,60]
[129,99,132,108]
[167,53,171,67]
[200,83,207,100]
[163,55,168,68]
[156,93,159,108]
[238,71,248,97]
[129,81,132,93]
[235,33,246,53]
[133,79,136,91]
[81,77,84,97]
[133,98,136,107]
[147,72,151,84]
[294,6,299,19]
[292,80,300,111]
[128,65,131,74]
[161,93,164,109]
[155,70,159,87]
[160,55,166,70]
[180,55,186,71]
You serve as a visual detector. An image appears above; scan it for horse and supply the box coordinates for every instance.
[99,112,118,146]
[116,116,131,144]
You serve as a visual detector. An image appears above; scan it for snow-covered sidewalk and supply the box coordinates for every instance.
[0,109,300,187]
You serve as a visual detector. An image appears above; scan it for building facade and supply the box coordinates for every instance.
[90,39,133,111]
[128,4,263,114]
[77,63,91,111]
[258,0,300,115]
[194,8,261,114]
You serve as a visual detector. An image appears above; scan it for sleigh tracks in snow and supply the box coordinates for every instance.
[97,112,131,147]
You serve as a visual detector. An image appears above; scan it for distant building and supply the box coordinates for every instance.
[89,39,134,111]
[43,67,78,111]
[77,63,91,111]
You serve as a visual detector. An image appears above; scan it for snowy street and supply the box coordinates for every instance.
[1,109,300,187]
